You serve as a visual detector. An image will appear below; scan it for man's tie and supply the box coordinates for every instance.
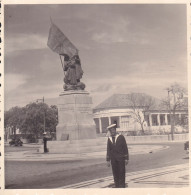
[112,136,115,145]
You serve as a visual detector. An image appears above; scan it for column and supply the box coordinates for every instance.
[157,114,160,126]
[108,117,111,125]
[165,114,168,125]
[149,114,152,126]
[99,118,102,133]
[119,116,122,130]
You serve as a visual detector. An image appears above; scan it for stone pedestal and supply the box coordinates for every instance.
[56,90,97,141]
[38,137,108,154]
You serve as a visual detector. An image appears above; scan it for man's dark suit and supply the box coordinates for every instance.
[106,134,129,188]
[43,137,48,153]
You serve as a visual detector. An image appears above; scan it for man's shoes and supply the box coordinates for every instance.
[108,183,115,188]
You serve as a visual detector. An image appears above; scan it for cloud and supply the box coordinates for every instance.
[91,28,152,46]
[5,33,47,54]
[92,32,127,43]
[91,15,131,44]
[5,73,28,92]
[86,70,187,107]
[4,4,187,111]
[5,81,62,110]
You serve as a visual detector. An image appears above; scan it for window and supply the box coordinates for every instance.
[152,114,158,126]
[121,116,130,130]
[160,114,166,126]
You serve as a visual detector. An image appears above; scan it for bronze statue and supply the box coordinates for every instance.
[63,55,85,90]
[47,23,86,91]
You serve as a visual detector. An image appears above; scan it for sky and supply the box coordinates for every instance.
[4,4,188,110]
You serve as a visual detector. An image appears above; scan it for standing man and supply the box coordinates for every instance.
[106,124,129,188]
[43,132,48,153]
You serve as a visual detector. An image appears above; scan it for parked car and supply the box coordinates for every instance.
[184,141,189,153]
[9,138,23,146]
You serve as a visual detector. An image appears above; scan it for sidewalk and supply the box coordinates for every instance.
[5,144,169,161]
[59,163,189,188]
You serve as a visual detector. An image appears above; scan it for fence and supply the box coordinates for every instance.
[124,133,189,142]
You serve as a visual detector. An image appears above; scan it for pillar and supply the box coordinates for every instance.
[149,114,152,126]
[99,118,103,133]
[157,114,160,126]
[119,116,122,129]
[108,116,111,125]
[165,114,168,125]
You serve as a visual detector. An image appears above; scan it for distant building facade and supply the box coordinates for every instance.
[93,94,188,134]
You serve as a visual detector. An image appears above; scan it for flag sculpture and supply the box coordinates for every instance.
[47,23,85,91]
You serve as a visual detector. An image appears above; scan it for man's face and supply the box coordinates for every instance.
[110,127,116,136]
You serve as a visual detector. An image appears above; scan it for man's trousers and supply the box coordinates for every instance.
[111,158,126,188]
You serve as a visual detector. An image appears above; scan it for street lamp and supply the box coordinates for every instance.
[36,96,44,103]
[36,97,46,133]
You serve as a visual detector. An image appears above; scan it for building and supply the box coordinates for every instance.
[93,93,188,135]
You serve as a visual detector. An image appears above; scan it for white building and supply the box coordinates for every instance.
[93,94,188,134]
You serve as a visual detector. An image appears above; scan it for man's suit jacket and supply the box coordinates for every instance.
[106,134,129,161]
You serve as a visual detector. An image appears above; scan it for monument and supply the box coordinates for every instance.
[57,90,97,141]
[39,22,100,153]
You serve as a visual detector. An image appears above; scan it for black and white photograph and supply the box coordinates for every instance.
[1,1,190,192]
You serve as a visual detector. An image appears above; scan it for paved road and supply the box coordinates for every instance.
[61,163,189,188]
[5,144,169,161]
[5,142,188,189]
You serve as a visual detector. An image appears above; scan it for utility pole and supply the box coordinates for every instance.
[36,97,46,133]
[167,88,174,141]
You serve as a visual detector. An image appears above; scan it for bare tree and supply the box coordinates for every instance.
[162,83,187,140]
[127,93,156,134]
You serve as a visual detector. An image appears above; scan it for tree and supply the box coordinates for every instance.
[5,103,58,141]
[127,93,156,134]
[4,110,11,140]
[162,83,187,140]
[4,106,25,137]
[20,103,44,139]
[44,105,58,134]
[20,103,58,140]
[4,110,11,129]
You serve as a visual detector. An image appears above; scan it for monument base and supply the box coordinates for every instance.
[38,137,107,154]
[38,90,100,154]
[57,124,96,141]
[56,90,97,141]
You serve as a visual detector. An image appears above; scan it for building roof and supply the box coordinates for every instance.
[93,93,188,113]
[94,94,133,110]
[94,93,155,111]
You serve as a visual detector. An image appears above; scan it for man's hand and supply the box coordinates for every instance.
[125,160,129,166]
[106,161,111,167]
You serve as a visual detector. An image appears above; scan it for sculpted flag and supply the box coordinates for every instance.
[47,23,78,59]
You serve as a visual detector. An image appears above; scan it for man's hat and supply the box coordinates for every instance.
[107,124,116,130]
